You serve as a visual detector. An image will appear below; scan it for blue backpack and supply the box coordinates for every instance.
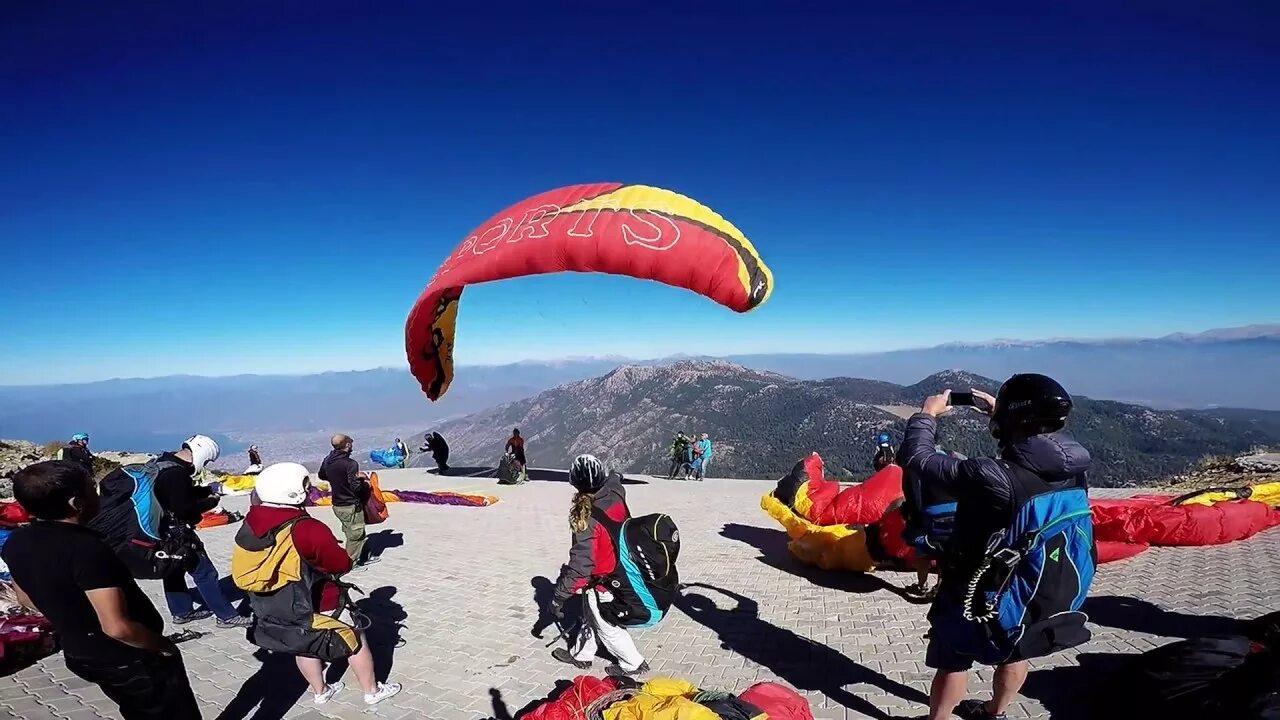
[961,461,1096,663]
[89,459,202,579]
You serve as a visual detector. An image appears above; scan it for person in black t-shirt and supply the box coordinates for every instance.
[2,460,201,720]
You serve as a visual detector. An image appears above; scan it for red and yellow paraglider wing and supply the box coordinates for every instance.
[405,183,773,400]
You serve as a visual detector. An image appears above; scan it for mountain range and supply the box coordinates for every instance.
[427,362,1280,487]
[0,324,1275,456]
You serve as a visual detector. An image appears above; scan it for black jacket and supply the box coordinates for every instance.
[898,413,1091,599]
[424,433,449,460]
[319,449,367,507]
[58,444,95,475]
[152,452,218,527]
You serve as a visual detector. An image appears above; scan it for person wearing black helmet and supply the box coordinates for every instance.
[900,374,1096,720]
[548,454,649,677]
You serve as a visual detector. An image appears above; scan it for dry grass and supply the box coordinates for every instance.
[40,440,63,458]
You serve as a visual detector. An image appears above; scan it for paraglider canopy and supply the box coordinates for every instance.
[405,183,773,400]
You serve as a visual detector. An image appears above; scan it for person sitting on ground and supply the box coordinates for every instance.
[319,434,376,567]
[903,376,1095,720]
[56,433,95,477]
[233,462,401,707]
[550,454,650,677]
[2,460,202,719]
[421,432,450,474]
[152,434,251,629]
[692,433,713,480]
[505,428,527,472]
[247,444,262,468]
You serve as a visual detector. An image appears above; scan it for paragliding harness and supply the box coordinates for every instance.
[957,461,1095,661]
[590,509,681,628]
[89,459,203,580]
[497,452,528,485]
[231,517,369,661]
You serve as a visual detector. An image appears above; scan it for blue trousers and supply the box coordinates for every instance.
[163,550,238,621]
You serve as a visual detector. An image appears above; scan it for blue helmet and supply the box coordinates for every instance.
[71,433,89,443]
[876,432,891,446]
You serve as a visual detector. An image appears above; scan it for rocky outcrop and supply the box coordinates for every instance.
[0,440,44,498]
[1236,453,1280,474]
[0,441,144,498]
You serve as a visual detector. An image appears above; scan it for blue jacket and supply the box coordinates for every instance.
[898,413,1092,600]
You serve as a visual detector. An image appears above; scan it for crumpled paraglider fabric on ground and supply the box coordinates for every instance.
[760,454,914,572]
[306,482,497,508]
[523,674,621,720]
[369,447,406,469]
[736,682,814,720]
[763,454,1280,574]
[219,474,259,495]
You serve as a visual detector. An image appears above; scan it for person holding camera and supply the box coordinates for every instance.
[900,375,1096,720]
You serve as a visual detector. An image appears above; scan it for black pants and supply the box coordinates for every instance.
[65,651,201,720]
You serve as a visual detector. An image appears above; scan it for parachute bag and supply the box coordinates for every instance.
[89,461,201,580]
[233,520,363,662]
[594,510,681,628]
[966,467,1096,663]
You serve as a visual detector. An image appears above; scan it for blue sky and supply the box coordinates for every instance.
[1,2,1276,385]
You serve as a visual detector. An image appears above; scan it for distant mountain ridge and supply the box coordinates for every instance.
[0,324,1275,453]
[428,361,1280,487]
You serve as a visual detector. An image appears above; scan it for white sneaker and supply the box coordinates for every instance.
[314,681,345,705]
[364,682,402,705]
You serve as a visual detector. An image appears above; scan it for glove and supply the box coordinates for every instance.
[549,598,566,621]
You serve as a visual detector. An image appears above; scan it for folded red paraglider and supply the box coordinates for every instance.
[765,452,1280,571]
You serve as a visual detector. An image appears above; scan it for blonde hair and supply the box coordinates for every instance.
[570,492,595,533]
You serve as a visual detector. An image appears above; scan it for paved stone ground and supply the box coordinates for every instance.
[4,470,1278,720]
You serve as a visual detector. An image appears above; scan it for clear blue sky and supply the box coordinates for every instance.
[2,2,1276,385]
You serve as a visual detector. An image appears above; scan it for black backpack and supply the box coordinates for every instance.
[89,459,202,579]
[592,509,680,628]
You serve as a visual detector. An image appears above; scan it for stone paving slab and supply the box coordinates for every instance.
[5,469,1278,720]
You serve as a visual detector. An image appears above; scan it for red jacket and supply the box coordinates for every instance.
[553,474,629,605]
[244,505,351,611]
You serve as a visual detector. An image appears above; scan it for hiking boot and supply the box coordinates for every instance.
[364,682,402,705]
[216,615,253,629]
[551,648,591,669]
[313,681,345,705]
[172,610,212,625]
[605,661,650,677]
[956,699,1008,720]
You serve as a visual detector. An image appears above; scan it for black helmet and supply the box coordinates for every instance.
[570,454,606,493]
[991,373,1072,440]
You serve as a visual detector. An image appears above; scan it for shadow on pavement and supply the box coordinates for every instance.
[214,648,312,720]
[364,529,404,560]
[1083,595,1243,639]
[674,582,928,720]
[486,680,575,720]
[719,523,909,598]
[355,586,407,683]
[1020,652,1129,720]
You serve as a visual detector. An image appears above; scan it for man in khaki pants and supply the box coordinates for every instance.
[318,434,376,567]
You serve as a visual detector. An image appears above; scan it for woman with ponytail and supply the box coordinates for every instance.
[549,454,649,676]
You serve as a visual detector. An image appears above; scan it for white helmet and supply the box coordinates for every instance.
[255,462,311,506]
[183,434,221,473]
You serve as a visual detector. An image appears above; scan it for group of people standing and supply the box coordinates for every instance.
[2,432,402,719]
[667,431,713,481]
